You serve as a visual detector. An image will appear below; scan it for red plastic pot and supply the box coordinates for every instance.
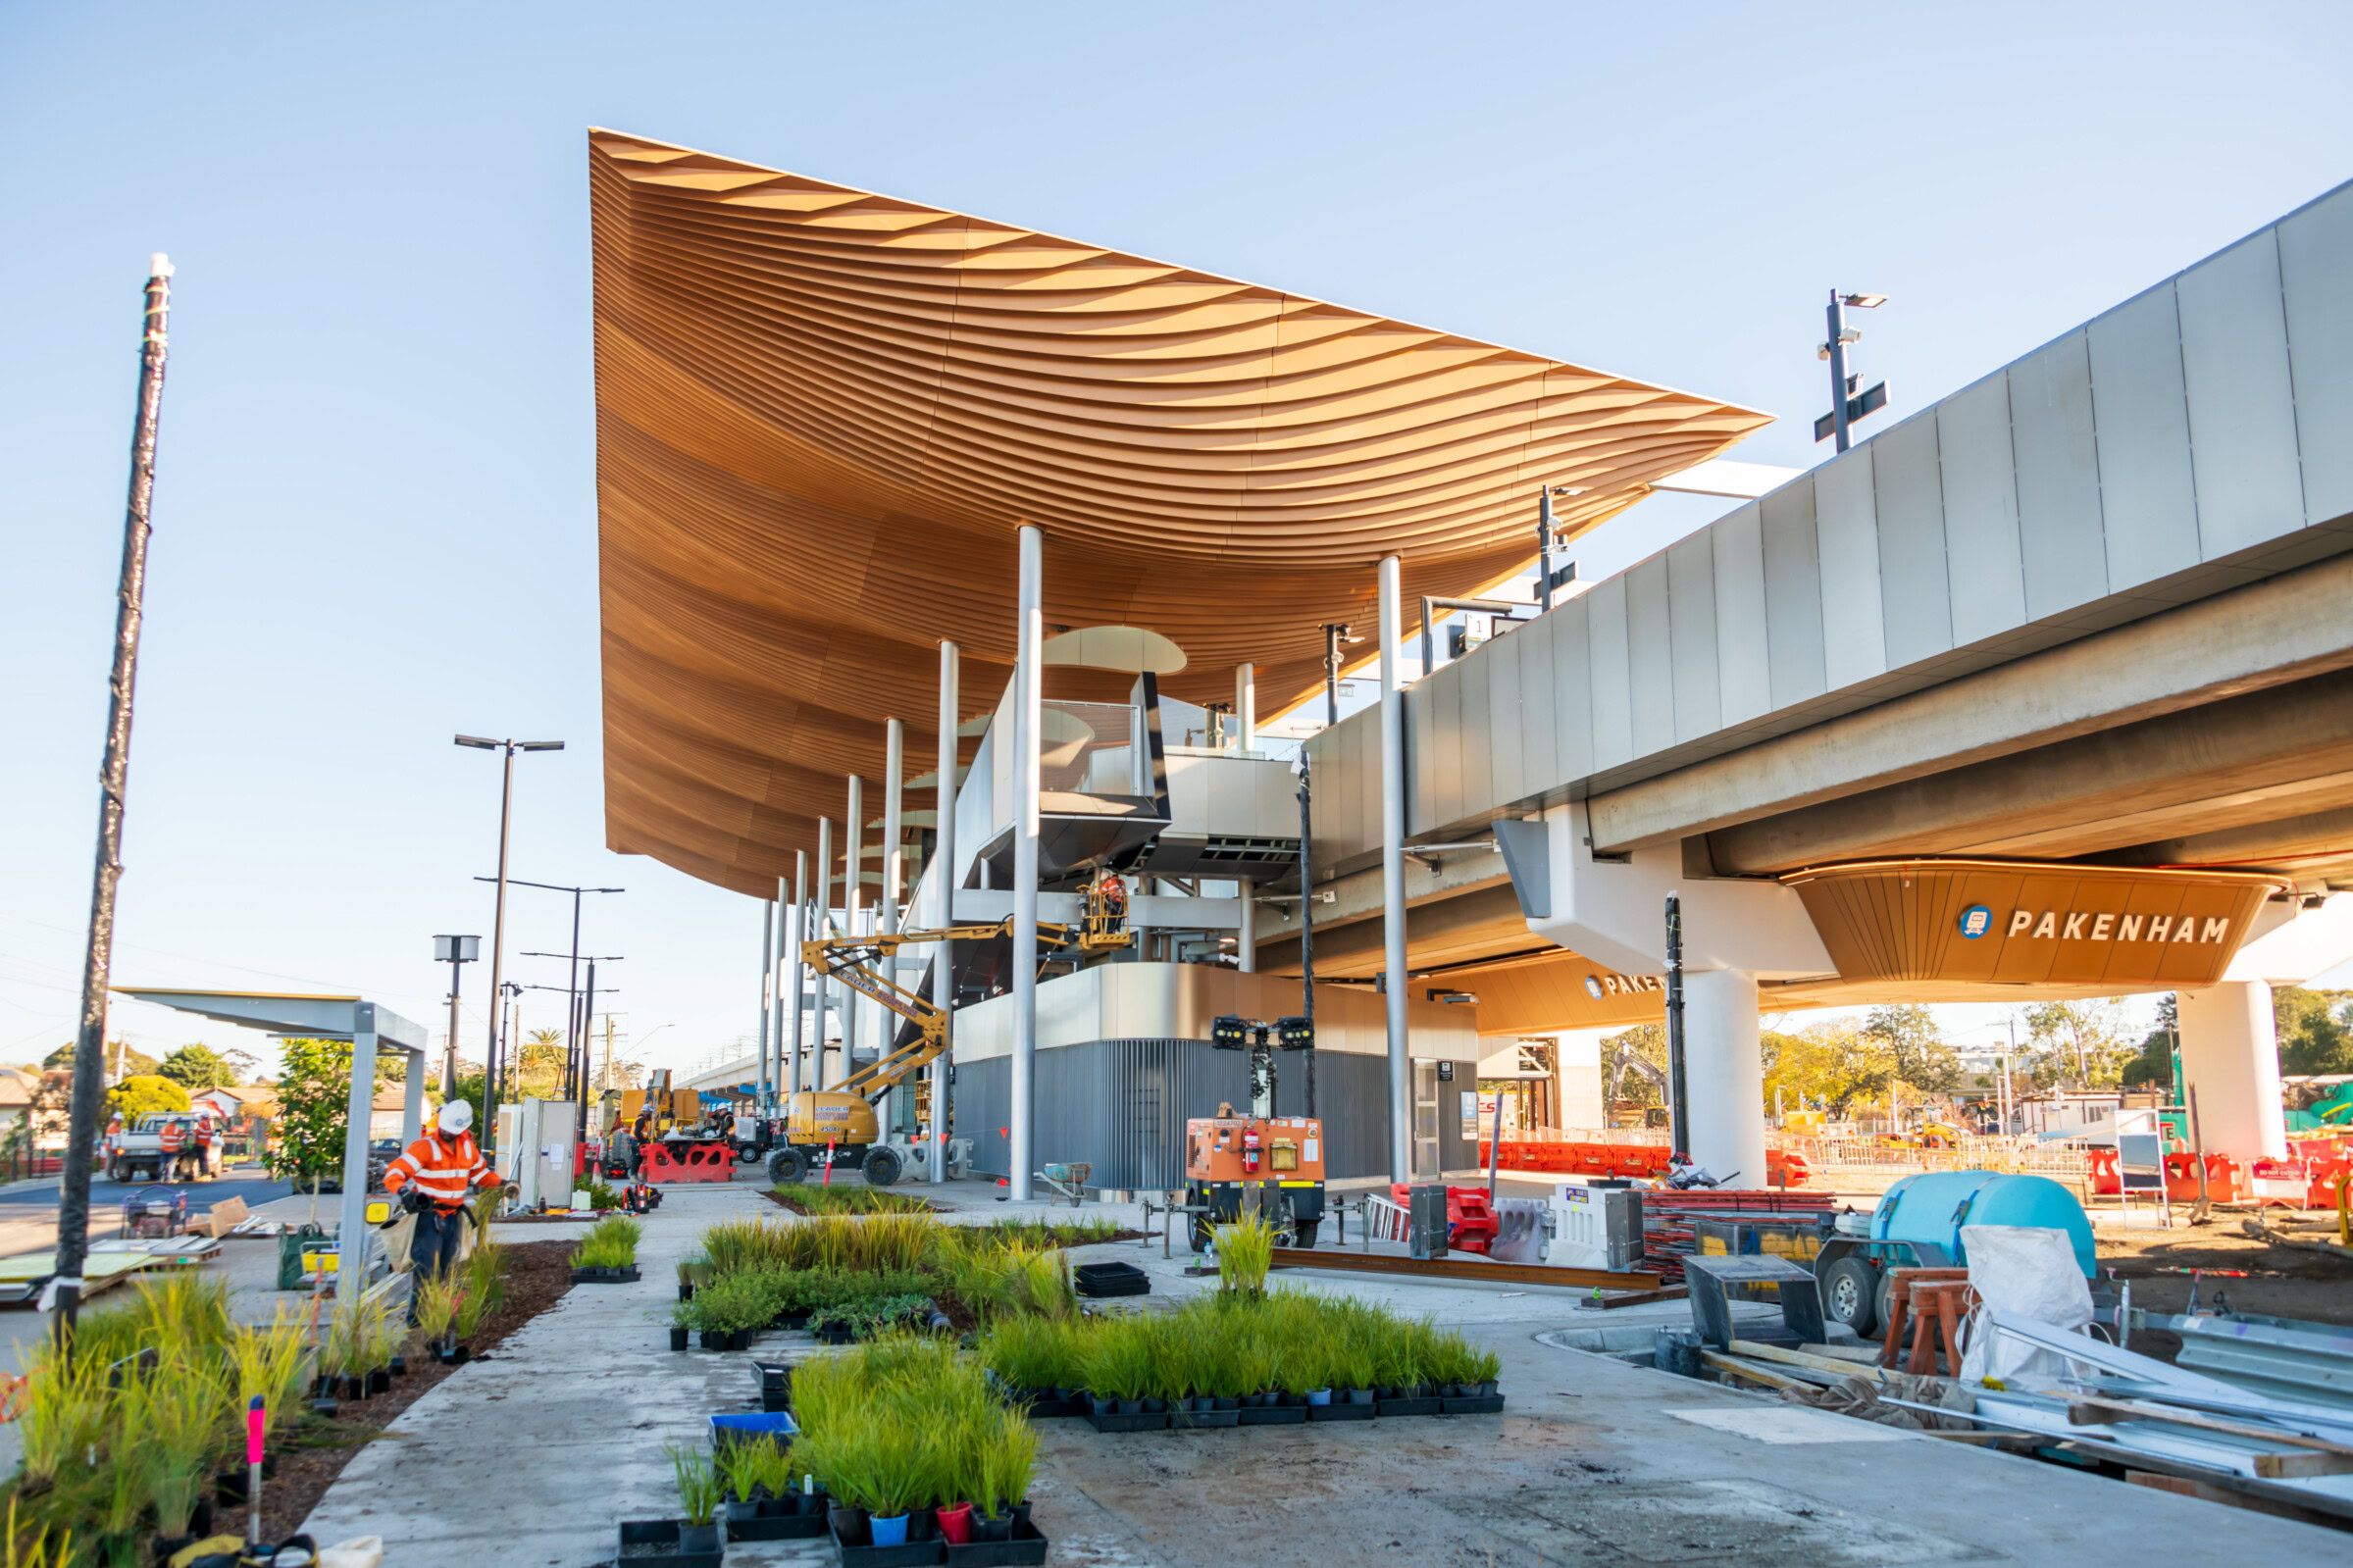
[938,1502,974,1543]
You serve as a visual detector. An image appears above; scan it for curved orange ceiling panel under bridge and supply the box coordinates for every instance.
[588,129,1771,897]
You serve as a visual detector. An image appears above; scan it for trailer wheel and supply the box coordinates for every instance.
[1293,1219,1320,1250]
[1820,1255,1882,1338]
[1189,1214,1212,1253]
[768,1146,806,1185]
[863,1145,903,1188]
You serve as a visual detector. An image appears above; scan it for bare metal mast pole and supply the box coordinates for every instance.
[56,255,174,1353]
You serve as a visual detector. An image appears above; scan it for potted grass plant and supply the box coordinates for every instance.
[1213,1213,1274,1297]
[668,1298,694,1352]
[671,1443,723,1555]
[716,1436,764,1529]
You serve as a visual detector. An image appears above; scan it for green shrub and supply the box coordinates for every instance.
[569,1214,642,1270]
[670,1445,722,1526]
[1214,1213,1274,1295]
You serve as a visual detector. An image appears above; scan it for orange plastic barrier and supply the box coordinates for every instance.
[1475,1138,1811,1188]
[640,1138,737,1185]
[1391,1183,1501,1252]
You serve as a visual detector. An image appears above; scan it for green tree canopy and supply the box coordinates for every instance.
[2024,998,2134,1088]
[156,1043,244,1091]
[45,1039,158,1079]
[268,1037,369,1187]
[1861,1005,1962,1094]
[108,1074,191,1121]
[2276,986,2353,1076]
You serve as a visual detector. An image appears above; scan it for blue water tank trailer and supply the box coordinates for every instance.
[1812,1171,2095,1339]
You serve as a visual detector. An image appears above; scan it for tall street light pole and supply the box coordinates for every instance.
[432,935,480,1100]
[455,735,563,1152]
[1816,290,1889,452]
[56,254,175,1355]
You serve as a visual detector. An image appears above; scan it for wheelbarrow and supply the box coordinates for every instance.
[1037,1163,1091,1207]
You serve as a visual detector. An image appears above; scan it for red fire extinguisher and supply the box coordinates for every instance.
[1243,1125,1262,1175]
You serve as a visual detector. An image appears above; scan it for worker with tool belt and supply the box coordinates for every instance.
[384,1100,511,1314]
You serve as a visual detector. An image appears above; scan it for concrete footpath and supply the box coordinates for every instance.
[299,1175,2353,1566]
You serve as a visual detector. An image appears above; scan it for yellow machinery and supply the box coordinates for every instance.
[774,876,1131,1185]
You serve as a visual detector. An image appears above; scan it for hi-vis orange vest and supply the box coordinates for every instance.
[383,1130,497,1212]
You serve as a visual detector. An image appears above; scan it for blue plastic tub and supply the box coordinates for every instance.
[1870,1172,2095,1277]
[710,1410,799,1449]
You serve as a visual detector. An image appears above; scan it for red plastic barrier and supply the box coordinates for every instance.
[641,1138,737,1185]
[1388,1183,1503,1253]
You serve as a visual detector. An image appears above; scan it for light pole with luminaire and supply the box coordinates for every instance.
[454,735,563,1152]
[432,935,479,1100]
[1817,291,1889,452]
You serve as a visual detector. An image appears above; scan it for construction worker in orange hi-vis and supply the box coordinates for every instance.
[383,1100,515,1320]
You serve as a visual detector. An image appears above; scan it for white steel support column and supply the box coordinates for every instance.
[1236,878,1256,973]
[337,1006,383,1338]
[757,898,773,1114]
[1236,663,1255,753]
[881,721,905,1135]
[1684,968,1766,1187]
[814,816,833,1089]
[844,776,863,1082]
[1010,526,1044,1202]
[1378,554,1410,1183]
[784,862,804,1098]
[933,641,959,1183]
[2177,981,2289,1162]
[399,1045,426,1146]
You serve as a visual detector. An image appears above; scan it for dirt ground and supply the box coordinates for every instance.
[209,1239,576,1543]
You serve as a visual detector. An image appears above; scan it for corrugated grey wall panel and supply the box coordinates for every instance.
[2009,329,2110,620]
[1432,661,1463,830]
[1625,555,1675,759]
[2087,283,2201,590]
[1812,446,1888,688]
[1711,503,1772,727]
[1487,627,1525,807]
[1551,595,1594,782]
[1517,609,1558,793]
[1666,531,1721,743]
[2177,228,2308,558]
[1586,577,1634,771]
[1872,415,1955,667]
[1460,637,1495,821]
[1937,373,2027,645]
[954,1040,1440,1188]
[1760,480,1827,708]
[2280,183,2353,526]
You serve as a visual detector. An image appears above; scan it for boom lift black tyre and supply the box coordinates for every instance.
[863,1145,903,1188]
[1293,1219,1320,1250]
[1819,1254,1881,1338]
[768,1146,806,1186]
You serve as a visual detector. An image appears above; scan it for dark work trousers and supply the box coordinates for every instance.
[407,1206,465,1324]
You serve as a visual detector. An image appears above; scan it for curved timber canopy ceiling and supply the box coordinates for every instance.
[589,128,1770,898]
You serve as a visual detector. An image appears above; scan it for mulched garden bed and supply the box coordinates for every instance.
[216,1239,577,1540]
[761,1187,945,1216]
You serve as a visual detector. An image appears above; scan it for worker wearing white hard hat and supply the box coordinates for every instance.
[383,1096,513,1318]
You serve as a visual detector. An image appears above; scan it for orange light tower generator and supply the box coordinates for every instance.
[1184,1013,1325,1250]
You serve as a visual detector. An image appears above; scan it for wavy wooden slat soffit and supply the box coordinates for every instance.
[589,129,1770,897]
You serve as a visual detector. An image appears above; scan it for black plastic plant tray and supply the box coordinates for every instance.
[751,1358,793,1392]
[1236,1404,1306,1425]
[727,1503,827,1541]
[1172,1406,1241,1428]
[617,1519,720,1567]
[1017,1393,1085,1419]
[1087,1408,1171,1433]
[946,1522,1049,1566]
[1072,1260,1151,1297]
[1377,1395,1442,1417]
[571,1264,641,1284]
[832,1520,946,1567]
[1442,1393,1507,1414]
[1306,1400,1376,1421]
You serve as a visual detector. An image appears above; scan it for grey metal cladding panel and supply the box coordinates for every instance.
[1432,663,1463,830]
[2009,329,2110,620]
[1871,414,1955,668]
[1485,628,1524,809]
[1516,610,1558,799]
[1711,503,1772,726]
[1625,555,1675,759]
[1552,595,1594,784]
[1465,637,1497,819]
[1936,372,2027,646]
[1404,681,1433,837]
[1760,480,1827,708]
[2178,228,2307,557]
[2087,282,2201,589]
[1665,531,1721,743]
[1587,576,1634,771]
[2281,183,2353,525]
[1811,447,1888,688]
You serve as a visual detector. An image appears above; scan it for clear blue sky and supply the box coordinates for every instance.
[4,3,2349,1081]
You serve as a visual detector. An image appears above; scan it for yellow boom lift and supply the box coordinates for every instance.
[770,876,1131,1186]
